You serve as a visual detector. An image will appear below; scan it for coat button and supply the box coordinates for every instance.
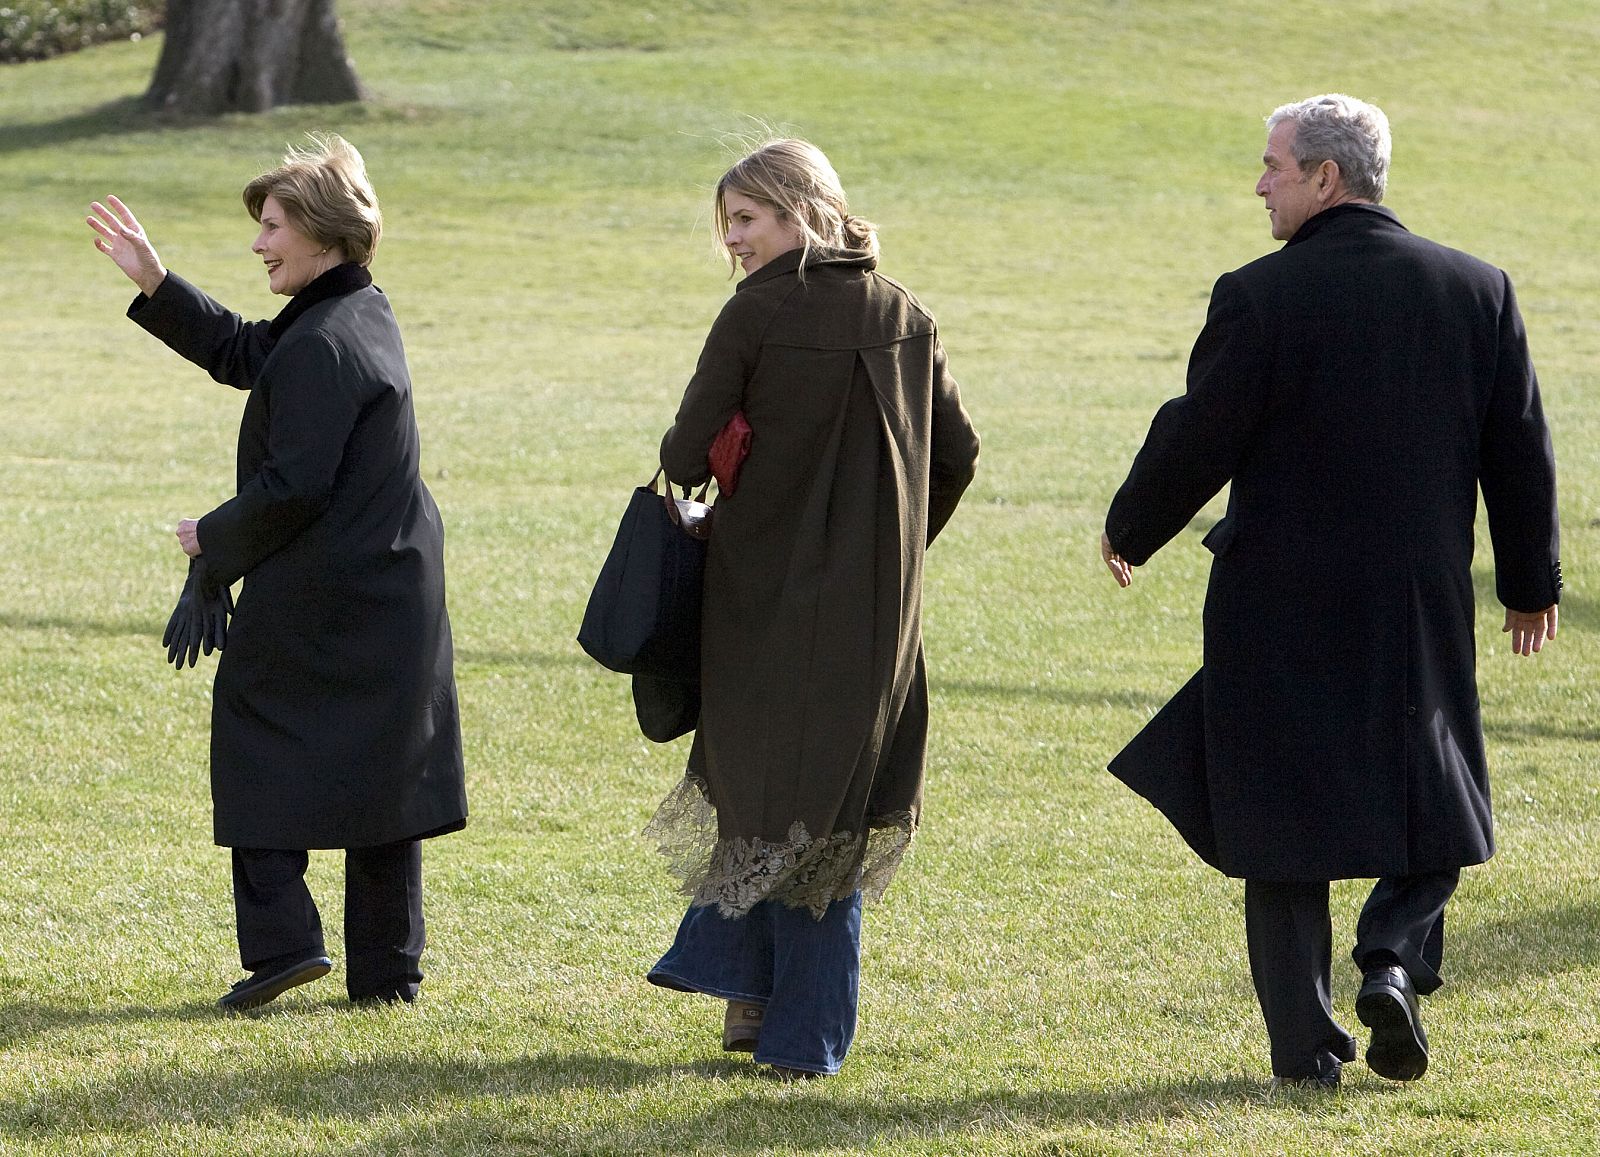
[1407,706,1417,716]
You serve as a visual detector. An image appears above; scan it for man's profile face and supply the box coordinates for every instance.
[1256,121,1320,241]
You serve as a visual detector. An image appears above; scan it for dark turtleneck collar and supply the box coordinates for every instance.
[1285,202,1404,247]
[268,262,373,340]
[735,245,878,292]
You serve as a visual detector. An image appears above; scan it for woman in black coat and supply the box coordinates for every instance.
[88,134,466,1010]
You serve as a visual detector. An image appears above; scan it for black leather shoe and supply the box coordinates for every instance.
[1356,964,1429,1081]
[1270,1048,1343,1090]
[218,955,332,1011]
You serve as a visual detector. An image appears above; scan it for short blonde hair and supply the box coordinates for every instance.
[243,133,383,266]
[714,138,878,276]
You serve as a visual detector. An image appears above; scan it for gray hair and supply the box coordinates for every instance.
[1266,94,1391,203]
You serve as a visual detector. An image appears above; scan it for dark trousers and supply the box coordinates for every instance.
[232,841,426,1001]
[1244,869,1459,1079]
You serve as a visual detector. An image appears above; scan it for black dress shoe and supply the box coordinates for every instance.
[218,955,332,1011]
[1270,1048,1344,1090]
[1356,964,1429,1081]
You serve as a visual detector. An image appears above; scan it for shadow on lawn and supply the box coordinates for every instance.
[1,1040,1373,1150]
[1449,897,1600,983]
[0,1040,679,1139]
[337,1073,1379,1154]
[0,997,219,1051]
[932,678,1167,711]
[0,97,159,155]
[0,609,153,639]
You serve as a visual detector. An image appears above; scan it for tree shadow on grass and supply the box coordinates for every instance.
[0,96,171,155]
[0,609,154,639]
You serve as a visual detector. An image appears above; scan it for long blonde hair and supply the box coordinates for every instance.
[713,138,877,277]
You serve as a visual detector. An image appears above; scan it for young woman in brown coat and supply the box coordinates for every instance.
[645,139,979,1077]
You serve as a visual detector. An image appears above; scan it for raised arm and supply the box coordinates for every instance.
[89,196,273,390]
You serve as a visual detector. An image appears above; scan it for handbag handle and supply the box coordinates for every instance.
[647,466,709,504]
[651,467,713,541]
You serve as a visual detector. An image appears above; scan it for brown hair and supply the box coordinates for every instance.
[243,132,383,266]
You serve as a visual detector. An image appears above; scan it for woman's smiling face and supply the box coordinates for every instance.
[252,195,335,296]
[722,190,803,276]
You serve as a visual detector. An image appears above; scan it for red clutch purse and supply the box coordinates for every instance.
[708,411,753,495]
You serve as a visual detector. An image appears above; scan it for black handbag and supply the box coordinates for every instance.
[630,672,701,743]
[578,468,711,683]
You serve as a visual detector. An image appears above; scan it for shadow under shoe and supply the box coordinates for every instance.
[1356,964,1429,1081]
[723,1000,764,1052]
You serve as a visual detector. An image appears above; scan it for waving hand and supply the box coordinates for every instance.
[87,195,167,298]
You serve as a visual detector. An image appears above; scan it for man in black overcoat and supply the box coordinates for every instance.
[1101,94,1561,1087]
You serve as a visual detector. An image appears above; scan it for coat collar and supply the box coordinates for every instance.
[1285,202,1406,247]
[268,262,373,340]
[734,246,878,292]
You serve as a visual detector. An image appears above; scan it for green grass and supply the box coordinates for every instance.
[3,1,1599,1153]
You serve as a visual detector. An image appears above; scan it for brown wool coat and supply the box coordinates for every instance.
[659,247,979,912]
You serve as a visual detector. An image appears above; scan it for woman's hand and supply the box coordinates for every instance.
[87,196,167,298]
[176,518,202,558]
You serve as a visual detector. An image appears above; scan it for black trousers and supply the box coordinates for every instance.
[231,840,426,1001]
[1244,869,1459,1079]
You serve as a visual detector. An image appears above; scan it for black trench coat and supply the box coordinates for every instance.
[1106,205,1560,882]
[131,268,467,849]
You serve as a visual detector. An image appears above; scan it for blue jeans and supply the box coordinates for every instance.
[648,894,863,1075]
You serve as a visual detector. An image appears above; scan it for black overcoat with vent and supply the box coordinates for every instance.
[1106,205,1560,881]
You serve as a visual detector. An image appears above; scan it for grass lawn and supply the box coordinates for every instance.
[2,1,1598,1153]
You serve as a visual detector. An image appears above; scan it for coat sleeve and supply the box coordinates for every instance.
[660,294,766,486]
[126,272,272,391]
[195,332,363,584]
[1105,272,1270,566]
[1479,272,1562,611]
[926,337,980,544]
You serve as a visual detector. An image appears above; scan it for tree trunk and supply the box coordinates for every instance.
[145,0,363,115]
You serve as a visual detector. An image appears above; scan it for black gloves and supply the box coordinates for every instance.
[163,555,233,669]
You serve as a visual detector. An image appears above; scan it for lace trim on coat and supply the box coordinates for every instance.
[643,776,915,920]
